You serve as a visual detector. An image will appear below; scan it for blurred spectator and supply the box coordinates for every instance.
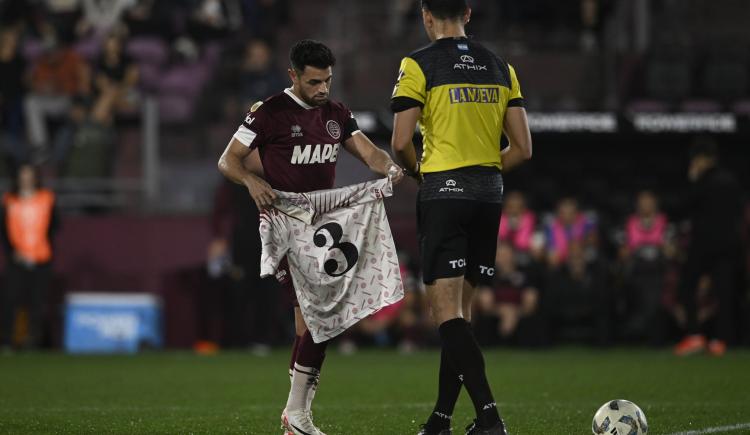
[238,38,285,108]
[474,243,544,347]
[544,197,598,267]
[210,157,282,350]
[241,0,290,43]
[40,0,83,39]
[0,164,59,350]
[617,190,675,343]
[498,191,537,264]
[0,26,26,162]
[90,29,139,123]
[546,241,612,345]
[674,139,744,356]
[24,32,90,160]
[76,0,134,37]
[122,0,174,39]
[187,0,242,43]
[339,258,425,354]
[53,30,132,173]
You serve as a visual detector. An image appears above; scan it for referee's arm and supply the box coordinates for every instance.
[391,106,421,178]
[501,106,533,171]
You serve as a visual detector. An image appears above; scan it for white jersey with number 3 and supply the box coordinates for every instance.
[259,178,404,343]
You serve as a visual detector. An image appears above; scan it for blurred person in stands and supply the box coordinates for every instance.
[0,26,26,162]
[474,243,544,347]
[209,173,280,352]
[618,190,676,344]
[674,139,744,356]
[75,0,133,37]
[546,240,611,345]
[0,163,59,351]
[90,29,139,123]
[338,259,421,354]
[544,197,598,268]
[53,28,135,172]
[238,38,285,108]
[241,0,290,43]
[498,191,536,263]
[24,30,90,161]
[122,0,174,39]
[187,0,242,43]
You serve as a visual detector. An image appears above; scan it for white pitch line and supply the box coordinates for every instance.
[666,422,750,435]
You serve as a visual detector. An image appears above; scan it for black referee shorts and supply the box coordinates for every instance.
[416,166,503,286]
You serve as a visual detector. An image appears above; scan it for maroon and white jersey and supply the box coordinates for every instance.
[259,178,404,343]
[233,88,361,193]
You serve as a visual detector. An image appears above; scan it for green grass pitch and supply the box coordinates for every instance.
[0,348,748,434]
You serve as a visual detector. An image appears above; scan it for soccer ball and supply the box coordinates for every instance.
[592,399,648,435]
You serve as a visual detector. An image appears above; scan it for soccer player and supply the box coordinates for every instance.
[218,40,403,435]
[390,1,532,434]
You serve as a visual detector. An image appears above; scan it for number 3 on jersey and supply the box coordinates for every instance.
[313,222,359,277]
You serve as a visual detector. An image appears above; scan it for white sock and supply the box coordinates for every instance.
[286,363,320,412]
[306,373,319,412]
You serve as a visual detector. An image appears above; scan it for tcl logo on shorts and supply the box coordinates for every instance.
[479,265,495,276]
[449,258,467,269]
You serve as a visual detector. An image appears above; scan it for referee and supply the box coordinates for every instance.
[390,1,532,434]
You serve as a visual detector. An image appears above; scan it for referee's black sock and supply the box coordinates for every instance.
[439,318,500,429]
[425,347,463,431]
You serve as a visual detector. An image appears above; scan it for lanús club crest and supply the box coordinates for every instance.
[326,120,341,140]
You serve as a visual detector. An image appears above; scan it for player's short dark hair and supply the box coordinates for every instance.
[289,39,336,72]
[421,0,469,20]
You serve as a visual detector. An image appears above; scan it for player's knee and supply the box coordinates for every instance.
[294,309,308,336]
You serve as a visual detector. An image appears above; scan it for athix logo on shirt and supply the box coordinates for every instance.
[244,114,255,125]
[291,125,303,137]
[454,61,488,71]
[460,55,474,63]
[439,179,464,193]
[449,87,499,104]
[291,143,340,164]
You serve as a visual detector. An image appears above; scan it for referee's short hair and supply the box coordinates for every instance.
[421,0,469,20]
[290,39,336,72]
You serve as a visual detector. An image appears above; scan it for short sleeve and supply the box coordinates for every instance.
[508,64,525,108]
[390,57,427,113]
[340,106,361,141]
[233,100,267,149]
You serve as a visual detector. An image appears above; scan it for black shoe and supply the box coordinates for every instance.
[418,423,452,435]
[464,419,508,435]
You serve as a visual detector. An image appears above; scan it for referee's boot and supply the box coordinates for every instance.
[464,418,508,435]
[282,408,327,435]
[417,423,452,435]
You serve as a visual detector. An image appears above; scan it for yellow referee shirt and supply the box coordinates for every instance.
[391,36,524,173]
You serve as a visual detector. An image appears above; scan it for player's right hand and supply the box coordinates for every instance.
[245,175,277,209]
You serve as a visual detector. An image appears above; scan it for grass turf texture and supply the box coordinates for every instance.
[0,348,748,434]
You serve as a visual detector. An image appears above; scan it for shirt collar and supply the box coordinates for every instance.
[284,87,314,110]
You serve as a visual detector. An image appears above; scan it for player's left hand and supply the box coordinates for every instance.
[386,163,404,185]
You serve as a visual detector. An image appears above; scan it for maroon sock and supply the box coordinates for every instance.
[289,335,301,372]
[295,330,329,370]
